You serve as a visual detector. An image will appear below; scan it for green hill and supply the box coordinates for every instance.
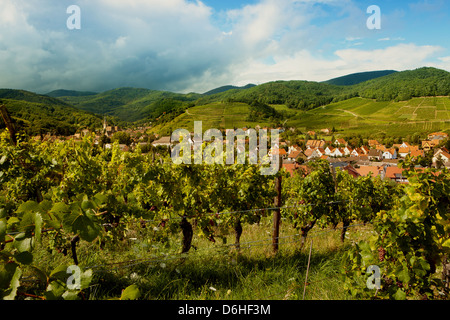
[58,87,202,122]
[203,84,256,95]
[46,67,449,126]
[323,70,397,86]
[0,89,102,136]
[148,67,450,136]
[354,67,450,101]
[46,89,98,98]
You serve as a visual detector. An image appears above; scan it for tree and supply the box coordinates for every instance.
[111,131,132,146]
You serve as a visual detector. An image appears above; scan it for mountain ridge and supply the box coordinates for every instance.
[1,67,449,136]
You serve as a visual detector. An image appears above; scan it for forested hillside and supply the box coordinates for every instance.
[323,70,397,86]
[0,90,102,136]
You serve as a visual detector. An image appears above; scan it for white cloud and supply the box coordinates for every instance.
[378,37,406,41]
[0,0,448,95]
[222,43,445,87]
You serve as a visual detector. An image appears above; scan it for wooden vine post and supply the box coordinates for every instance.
[272,155,282,253]
[0,104,17,146]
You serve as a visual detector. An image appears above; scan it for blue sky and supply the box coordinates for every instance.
[0,0,449,94]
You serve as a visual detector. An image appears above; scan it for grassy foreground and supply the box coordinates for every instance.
[23,218,374,300]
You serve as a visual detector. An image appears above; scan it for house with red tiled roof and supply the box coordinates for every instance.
[355,166,384,178]
[376,144,387,152]
[432,148,450,167]
[385,167,408,183]
[428,132,448,140]
[409,149,424,160]
[422,139,441,152]
[303,148,315,158]
[360,146,370,154]
[282,163,310,177]
[269,147,288,158]
[306,140,325,149]
[351,148,364,157]
[332,148,345,157]
[398,144,420,158]
[342,165,361,178]
[334,138,348,146]
[287,149,306,162]
[382,148,397,160]
[343,146,353,156]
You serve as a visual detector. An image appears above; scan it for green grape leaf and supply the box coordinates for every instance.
[49,265,69,282]
[44,280,66,300]
[13,233,32,253]
[120,284,141,300]
[80,269,93,290]
[16,201,40,218]
[0,262,19,290]
[393,288,406,300]
[14,251,33,265]
[62,290,80,300]
[72,214,100,242]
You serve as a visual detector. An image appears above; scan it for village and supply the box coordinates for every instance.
[277,130,449,183]
[33,119,450,184]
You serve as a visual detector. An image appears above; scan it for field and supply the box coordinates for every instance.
[286,96,450,136]
[150,96,450,137]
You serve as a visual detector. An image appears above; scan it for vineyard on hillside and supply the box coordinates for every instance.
[0,131,449,300]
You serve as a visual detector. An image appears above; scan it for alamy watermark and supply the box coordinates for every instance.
[67,5,81,30]
[367,5,381,30]
[66,265,81,290]
[366,265,381,290]
[170,121,280,175]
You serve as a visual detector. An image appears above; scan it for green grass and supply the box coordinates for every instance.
[22,218,375,300]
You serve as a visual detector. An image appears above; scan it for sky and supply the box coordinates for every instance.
[0,0,449,94]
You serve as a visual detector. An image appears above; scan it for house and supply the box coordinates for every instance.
[368,149,383,161]
[342,165,361,178]
[351,148,365,157]
[282,163,310,177]
[361,146,370,154]
[320,128,332,135]
[382,148,397,160]
[343,146,353,156]
[307,131,316,136]
[432,148,450,167]
[307,148,323,159]
[334,138,348,147]
[332,148,345,157]
[325,146,334,156]
[152,136,173,147]
[368,140,380,147]
[288,145,302,154]
[385,167,408,183]
[282,163,301,177]
[398,144,420,158]
[306,140,325,149]
[287,150,307,163]
[316,148,326,157]
[303,148,315,158]
[428,132,448,140]
[422,139,441,152]
[270,147,288,158]
[409,149,424,160]
[355,165,384,178]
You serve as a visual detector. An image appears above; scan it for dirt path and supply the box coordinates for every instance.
[337,109,362,118]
